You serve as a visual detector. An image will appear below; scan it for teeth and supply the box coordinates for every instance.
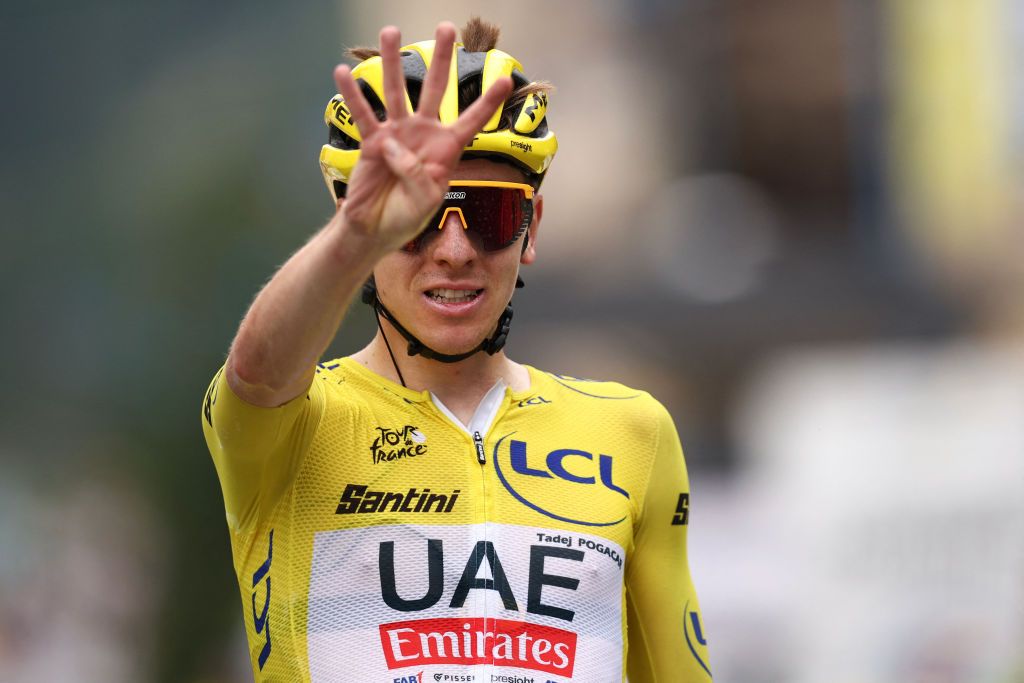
[428,288,480,303]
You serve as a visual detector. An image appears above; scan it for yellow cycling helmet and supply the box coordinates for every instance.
[319,39,557,201]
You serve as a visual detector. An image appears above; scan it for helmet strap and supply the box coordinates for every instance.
[361,279,519,372]
[374,307,407,387]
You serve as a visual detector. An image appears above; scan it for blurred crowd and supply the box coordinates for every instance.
[2,1,1022,681]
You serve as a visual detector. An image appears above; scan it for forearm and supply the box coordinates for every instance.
[227,213,387,407]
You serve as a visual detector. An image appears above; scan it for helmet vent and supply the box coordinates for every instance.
[357,80,387,122]
[400,50,427,81]
[329,124,358,151]
[456,49,486,83]
[400,50,427,110]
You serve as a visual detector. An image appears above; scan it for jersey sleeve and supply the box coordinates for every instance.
[625,402,712,682]
[200,366,324,531]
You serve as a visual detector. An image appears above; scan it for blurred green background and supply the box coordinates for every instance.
[3,1,1022,681]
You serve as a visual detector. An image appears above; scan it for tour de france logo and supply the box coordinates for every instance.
[370,425,428,465]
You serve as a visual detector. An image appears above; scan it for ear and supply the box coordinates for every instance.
[521,193,542,265]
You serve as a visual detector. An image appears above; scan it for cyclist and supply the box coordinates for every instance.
[202,18,711,682]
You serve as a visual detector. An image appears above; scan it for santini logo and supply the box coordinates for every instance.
[444,191,467,200]
[336,484,459,514]
[371,425,427,465]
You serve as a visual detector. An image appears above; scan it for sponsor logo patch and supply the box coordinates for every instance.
[203,368,221,427]
[391,672,424,683]
[672,493,690,526]
[336,485,459,515]
[380,618,576,676]
[493,433,630,527]
[251,530,273,669]
[330,97,354,127]
[378,539,583,622]
[683,602,711,676]
[371,425,428,465]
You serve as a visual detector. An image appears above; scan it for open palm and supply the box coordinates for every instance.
[333,22,513,252]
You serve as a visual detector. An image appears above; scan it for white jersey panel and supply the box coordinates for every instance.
[307,523,624,682]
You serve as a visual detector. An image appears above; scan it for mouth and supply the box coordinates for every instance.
[425,288,484,304]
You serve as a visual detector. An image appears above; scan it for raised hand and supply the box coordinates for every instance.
[333,22,513,253]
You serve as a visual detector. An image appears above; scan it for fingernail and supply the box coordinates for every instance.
[384,138,401,159]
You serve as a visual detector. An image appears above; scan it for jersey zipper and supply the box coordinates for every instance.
[473,430,486,464]
[470,429,489,678]
[424,395,517,679]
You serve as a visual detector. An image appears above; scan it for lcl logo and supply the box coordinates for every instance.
[493,433,630,527]
[251,530,273,669]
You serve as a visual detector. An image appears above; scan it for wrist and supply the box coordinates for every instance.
[327,211,394,266]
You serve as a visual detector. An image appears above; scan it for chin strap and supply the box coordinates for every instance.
[361,277,524,369]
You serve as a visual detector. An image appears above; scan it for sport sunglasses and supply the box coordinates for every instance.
[402,180,534,253]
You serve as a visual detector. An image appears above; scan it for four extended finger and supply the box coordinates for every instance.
[450,75,514,146]
[416,22,456,119]
[334,64,380,138]
[379,26,410,121]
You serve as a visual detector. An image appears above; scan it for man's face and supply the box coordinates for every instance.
[372,158,542,357]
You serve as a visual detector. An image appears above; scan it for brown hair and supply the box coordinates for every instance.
[460,16,500,52]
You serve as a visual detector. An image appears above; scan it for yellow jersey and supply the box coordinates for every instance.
[201,358,711,682]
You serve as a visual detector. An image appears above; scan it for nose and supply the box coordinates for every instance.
[426,210,479,267]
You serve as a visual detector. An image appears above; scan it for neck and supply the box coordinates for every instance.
[352,326,530,409]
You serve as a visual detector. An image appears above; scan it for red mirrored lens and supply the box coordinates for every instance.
[403,185,532,252]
